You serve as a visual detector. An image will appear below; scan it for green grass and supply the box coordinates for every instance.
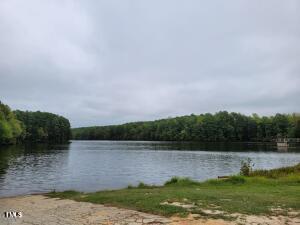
[249,163,300,178]
[46,164,300,218]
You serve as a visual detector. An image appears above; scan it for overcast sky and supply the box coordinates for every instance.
[0,1,299,127]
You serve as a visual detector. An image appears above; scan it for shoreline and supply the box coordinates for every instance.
[45,164,300,221]
[1,162,299,199]
[1,164,299,224]
[0,194,299,225]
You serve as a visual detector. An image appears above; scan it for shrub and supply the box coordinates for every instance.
[137,182,152,188]
[164,177,199,186]
[240,158,254,176]
[164,177,180,185]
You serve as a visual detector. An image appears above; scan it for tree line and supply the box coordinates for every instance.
[0,101,71,145]
[72,111,300,142]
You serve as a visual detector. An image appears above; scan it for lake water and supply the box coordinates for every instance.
[0,141,300,197]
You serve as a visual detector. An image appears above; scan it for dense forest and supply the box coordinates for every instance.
[0,102,23,144]
[0,101,71,145]
[15,110,71,144]
[73,112,300,142]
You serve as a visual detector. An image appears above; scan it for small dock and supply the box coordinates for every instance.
[276,138,300,147]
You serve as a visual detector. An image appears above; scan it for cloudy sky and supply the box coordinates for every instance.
[0,1,299,127]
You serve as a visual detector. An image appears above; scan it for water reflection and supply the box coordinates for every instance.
[0,141,299,197]
[0,143,70,196]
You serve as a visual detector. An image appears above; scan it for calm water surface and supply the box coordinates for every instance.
[0,141,300,197]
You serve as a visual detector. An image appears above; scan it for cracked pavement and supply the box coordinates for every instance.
[0,195,171,225]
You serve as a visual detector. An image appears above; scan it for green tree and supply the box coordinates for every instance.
[0,101,24,144]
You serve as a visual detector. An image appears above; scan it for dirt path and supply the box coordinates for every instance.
[0,195,298,225]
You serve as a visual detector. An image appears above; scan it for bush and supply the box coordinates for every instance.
[164,177,199,186]
[137,182,147,188]
[164,177,180,185]
[137,182,156,188]
[240,158,254,176]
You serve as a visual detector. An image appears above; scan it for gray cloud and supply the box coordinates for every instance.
[0,0,299,127]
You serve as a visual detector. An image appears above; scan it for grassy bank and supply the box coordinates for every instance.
[47,164,300,219]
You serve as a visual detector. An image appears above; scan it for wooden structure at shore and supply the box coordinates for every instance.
[276,138,300,148]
